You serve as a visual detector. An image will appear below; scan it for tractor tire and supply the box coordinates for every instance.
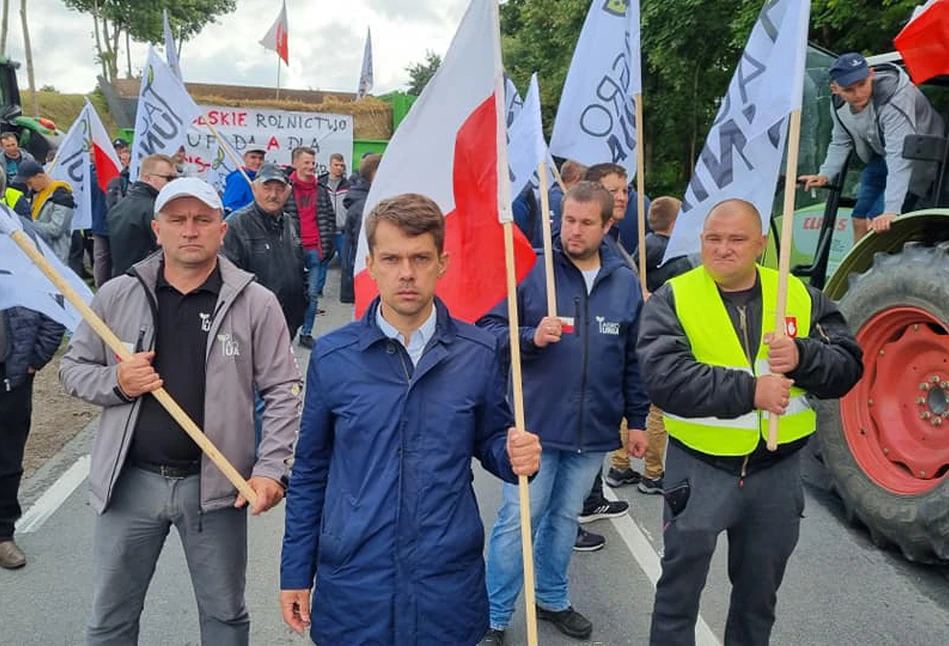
[816,242,949,563]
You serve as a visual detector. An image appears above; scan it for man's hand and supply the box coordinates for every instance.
[506,427,542,476]
[764,332,800,374]
[754,375,794,416]
[280,589,311,633]
[626,429,648,458]
[800,175,829,190]
[533,316,563,348]
[234,476,285,515]
[116,351,162,398]
[869,213,897,233]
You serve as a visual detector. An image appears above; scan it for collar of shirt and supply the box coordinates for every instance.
[375,303,437,367]
[156,261,223,296]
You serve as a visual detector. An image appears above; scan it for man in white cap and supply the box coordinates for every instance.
[61,177,302,646]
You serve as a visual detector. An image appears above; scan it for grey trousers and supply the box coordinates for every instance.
[650,442,805,646]
[92,235,111,289]
[86,466,249,646]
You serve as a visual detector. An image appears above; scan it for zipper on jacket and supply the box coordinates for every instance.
[577,292,590,451]
[739,454,750,488]
[573,297,581,338]
[736,306,754,368]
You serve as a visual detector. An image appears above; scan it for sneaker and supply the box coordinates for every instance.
[479,628,505,645]
[605,466,642,487]
[0,540,26,569]
[573,529,605,552]
[578,500,629,524]
[298,334,314,349]
[638,475,664,495]
[537,605,593,640]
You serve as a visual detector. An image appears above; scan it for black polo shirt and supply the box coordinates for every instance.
[128,263,222,468]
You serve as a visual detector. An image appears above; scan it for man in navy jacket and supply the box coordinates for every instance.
[280,193,542,646]
[478,181,651,643]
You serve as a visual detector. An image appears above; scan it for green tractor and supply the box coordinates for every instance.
[778,49,949,563]
[0,57,63,161]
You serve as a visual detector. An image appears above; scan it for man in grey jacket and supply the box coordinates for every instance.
[60,177,302,646]
[801,53,944,242]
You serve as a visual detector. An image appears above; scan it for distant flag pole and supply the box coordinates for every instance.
[163,9,181,79]
[357,27,373,100]
[260,0,289,100]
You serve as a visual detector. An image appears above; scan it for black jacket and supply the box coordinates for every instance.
[284,176,336,261]
[343,177,371,261]
[108,181,159,278]
[636,272,863,474]
[632,232,694,293]
[221,202,306,334]
[1,306,63,391]
[105,167,130,212]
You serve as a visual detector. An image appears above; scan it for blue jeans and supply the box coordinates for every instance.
[485,448,605,630]
[852,155,887,219]
[302,249,323,337]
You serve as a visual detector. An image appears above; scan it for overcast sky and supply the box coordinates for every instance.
[5,0,471,95]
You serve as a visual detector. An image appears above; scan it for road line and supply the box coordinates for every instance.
[604,488,722,646]
[16,454,90,534]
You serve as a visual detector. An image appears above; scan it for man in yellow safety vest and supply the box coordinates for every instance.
[637,198,863,645]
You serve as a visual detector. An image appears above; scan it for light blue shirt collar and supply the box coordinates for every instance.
[375,303,438,367]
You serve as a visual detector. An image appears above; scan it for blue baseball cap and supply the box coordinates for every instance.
[830,52,871,87]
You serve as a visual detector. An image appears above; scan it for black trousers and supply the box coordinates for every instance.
[0,377,34,540]
[650,442,804,646]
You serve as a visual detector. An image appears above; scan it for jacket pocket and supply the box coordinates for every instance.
[319,491,360,570]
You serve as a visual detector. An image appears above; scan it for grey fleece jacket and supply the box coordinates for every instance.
[60,253,302,514]
[819,64,945,214]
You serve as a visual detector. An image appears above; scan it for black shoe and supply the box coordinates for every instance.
[573,529,605,552]
[638,475,664,495]
[479,628,505,645]
[605,466,641,487]
[316,308,326,316]
[537,605,593,640]
[578,499,629,524]
[298,334,314,349]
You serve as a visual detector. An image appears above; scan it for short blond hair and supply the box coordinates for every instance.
[647,197,682,233]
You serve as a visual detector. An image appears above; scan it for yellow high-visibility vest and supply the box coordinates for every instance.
[4,187,24,209]
[663,265,816,456]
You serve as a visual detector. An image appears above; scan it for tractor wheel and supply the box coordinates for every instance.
[816,242,949,562]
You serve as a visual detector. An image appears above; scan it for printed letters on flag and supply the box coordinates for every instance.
[664,0,811,262]
[508,73,557,200]
[504,73,523,129]
[549,0,642,174]
[353,0,535,323]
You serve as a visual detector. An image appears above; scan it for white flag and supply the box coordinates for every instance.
[664,0,811,262]
[357,27,373,100]
[0,206,94,331]
[550,0,642,173]
[129,47,202,181]
[508,73,557,199]
[164,9,181,79]
[504,73,523,129]
[206,137,240,193]
[48,103,92,230]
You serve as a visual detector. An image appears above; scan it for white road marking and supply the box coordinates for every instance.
[16,454,90,534]
[604,488,722,646]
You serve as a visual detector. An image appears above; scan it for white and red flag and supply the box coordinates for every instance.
[353,0,535,322]
[895,0,949,84]
[260,0,289,66]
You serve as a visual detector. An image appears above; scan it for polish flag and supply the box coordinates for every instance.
[87,102,121,192]
[260,0,289,66]
[353,0,536,322]
[895,0,949,84]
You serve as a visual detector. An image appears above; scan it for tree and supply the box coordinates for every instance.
[405,51,442,95]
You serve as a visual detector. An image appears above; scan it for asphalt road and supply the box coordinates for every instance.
[3,267,949,645]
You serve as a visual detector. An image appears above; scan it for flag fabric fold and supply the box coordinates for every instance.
[550,0,642,173]
[504,73,523,129]
[664,0,811,262]
[260,0,289,66]
[508,73,557,199]
[164,9,181,79]
[895,0,949,84]
[353,0,535,323]
[357,27,373,99]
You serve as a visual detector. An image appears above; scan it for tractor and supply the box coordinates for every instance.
[775,47,949,563]
[0,56,63,161]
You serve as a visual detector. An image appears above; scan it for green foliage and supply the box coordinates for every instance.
[405,51,442,96]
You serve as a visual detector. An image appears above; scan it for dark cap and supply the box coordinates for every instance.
[16,159,43,179]
[112,138,128,149]
[830,52,871,87]
[254,163,288,185]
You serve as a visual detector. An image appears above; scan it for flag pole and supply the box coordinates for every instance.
[633,92,648,296]
[276,54,281,101]
[7,228,260,508]
[538,162,557,317]
[767,108,803,451]
[202,116,254,190]
[549,162,567,193]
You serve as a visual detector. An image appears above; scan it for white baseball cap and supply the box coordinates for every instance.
[154,177,224,215]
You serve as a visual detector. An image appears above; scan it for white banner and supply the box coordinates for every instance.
[550,0,642,173]
[183,106,354,181]
[48,105,92,230]
[504,73,523,129]
[508,73,557,199]
[664,0,811,262]
[163,9,181,79]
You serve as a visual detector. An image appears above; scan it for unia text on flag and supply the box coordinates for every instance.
[47,104,92,230]
[664,0,811,263]
[353,0,535,323]
[129,47,203,181]
[357,27,373,99]
[895,0,949,85]
[549,0,642,174]
[260,0,289,66]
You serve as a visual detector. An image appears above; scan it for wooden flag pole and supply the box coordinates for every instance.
[8,229,259,508]
[768,108,803,451]
[502,220,539,646]
[276,54,281,101]
[549,162,567,193]
[203,116,254,190]
[538,162,557,317]
[633,92,648,296]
